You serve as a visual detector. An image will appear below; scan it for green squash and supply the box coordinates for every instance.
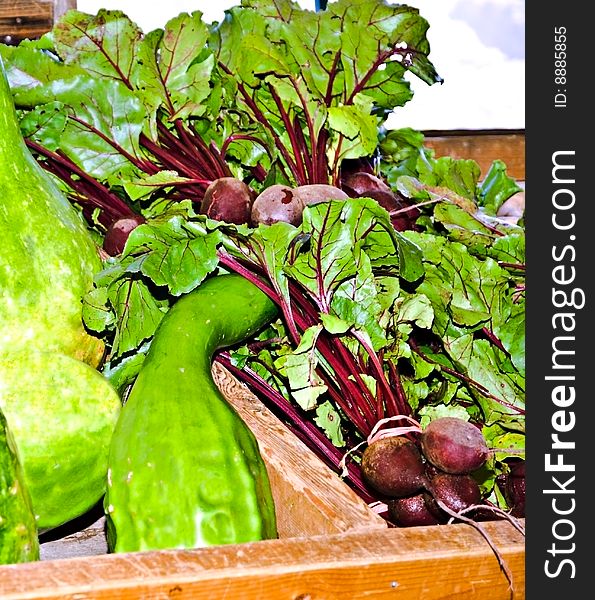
[0,351,121,531]
[106,274,277,552]
[0,407,39,564]
[0,57,121,530]
[0,55,104,367]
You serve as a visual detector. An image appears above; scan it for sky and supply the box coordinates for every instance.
[76,0,525,131]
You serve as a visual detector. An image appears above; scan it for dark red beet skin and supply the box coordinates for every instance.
[425,473,482,518]
[103,214,146,256]
[360,436,427,498]
[251,184,304,226]
[421,417,489,474]
[387,493,441,527]
[505,460,525,517]
[200,177,254,225]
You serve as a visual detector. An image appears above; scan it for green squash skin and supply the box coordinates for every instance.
[0,351,121,531]
[0,408,39,564]
[0,56,104,367]
[105,274,278,552]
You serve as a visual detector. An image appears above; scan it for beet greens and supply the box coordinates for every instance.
[0,0,524,518]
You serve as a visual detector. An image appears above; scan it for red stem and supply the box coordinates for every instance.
[268,84,308,186]
[26,140,135,226]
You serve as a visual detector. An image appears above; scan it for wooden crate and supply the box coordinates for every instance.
[0,0,75,45]
[423,129,525,181]
[0,364,525,599]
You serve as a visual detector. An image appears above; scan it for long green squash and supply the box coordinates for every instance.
[0,407,39,564]
[0,55,104,366]
[0,56,121,530]
[105,274,278,552]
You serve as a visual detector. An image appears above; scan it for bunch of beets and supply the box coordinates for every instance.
[360,417,525,527]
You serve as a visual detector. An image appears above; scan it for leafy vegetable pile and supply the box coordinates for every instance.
[1,0,525,522]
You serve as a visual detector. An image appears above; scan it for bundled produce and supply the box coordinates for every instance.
[0,0,525,564]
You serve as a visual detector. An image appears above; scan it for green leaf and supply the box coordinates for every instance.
[101,341,151,395]
[123,170,197,201]
[135,12,214,121]
[18,101,66,151]
[285,198,422,311]
[418,156,481,200]
[446,336,524,423]
[275,325,327,411]
[122,217,223,296]
[82,287,115,333]
[52,10,143,85]
[320,313,351,335]
[418,404,471,429]
[396,294,434,329]
[314,401,345,447]
[108,278,167,357]
[478,160,522,214]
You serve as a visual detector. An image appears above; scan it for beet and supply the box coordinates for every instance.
[420,417,489,474]
[425,472,482,517]
[200,177,254,225]
[387,493,441,527]
[360,436,427,498]
[341,171,401,211]
[251,184,304,226]
[504,459,525,517]
[292,184,349,207]
[103,214,146,256]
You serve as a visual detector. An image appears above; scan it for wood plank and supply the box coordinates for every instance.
[0,520,525,600]
[423,130,525,180]
[0,0,75,43]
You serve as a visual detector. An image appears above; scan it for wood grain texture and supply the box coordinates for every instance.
[0,520,525,600]
[0,0,74,43]
[423,130,525,180]
[4,323,524,599]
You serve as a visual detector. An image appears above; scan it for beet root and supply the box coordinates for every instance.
[387,493,441,527]
[421,417,489,474]
[504,459,525,517]
[292,184,349,207]
[425,472,482,518]
[251,184,304,226]
[200,177,254,225]
[103,214,146,256]
[360,436,427,498]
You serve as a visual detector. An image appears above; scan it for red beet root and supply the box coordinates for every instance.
[251,184,304,226]
[200,177,255,225]
[360,436,427,498]
[103,214,146,256]
[425,472,482,517]
[341,171,402,212]
[421,417,489,474]
[387,493,441,527]
[504,460,525,517]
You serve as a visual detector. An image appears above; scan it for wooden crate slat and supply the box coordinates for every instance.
[0,520,525,600]
[212,363,387,538]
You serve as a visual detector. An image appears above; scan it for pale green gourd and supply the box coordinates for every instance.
[0,57,121,530]
[0,55,104,366]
